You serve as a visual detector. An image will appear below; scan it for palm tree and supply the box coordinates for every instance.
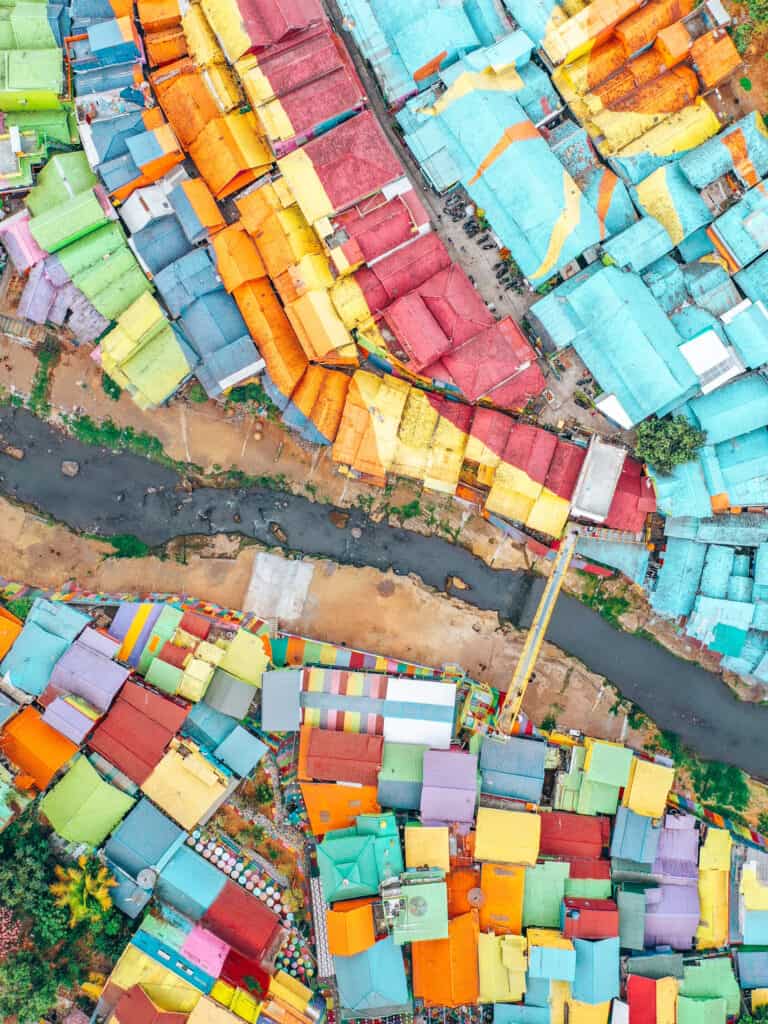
[50,856,116,928]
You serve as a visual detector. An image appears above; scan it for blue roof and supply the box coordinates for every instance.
[631,163,713,246]
[743,910,768,945]
[700,544,735,599]
[132,216,193,276]
[104,797,186,880]
[0,598,90,696]
[334,937,411,1013]
[479,735,546,803]
[604,216,673,273]
[154,248,221,320]
[194,336,262,398]
[572,937,620,1005]
[0,695,17,729]
[723,302,768,368]
[528,941,576,983]
[89,112,146,164]
[690,374,768,444]
[650,537,707,617]
[183,701,238,750]
[493,1006,549,1024]
[181,288,250,354]
[156,845,226,920]
[610,807,662,865]
[736,950,768,989]
[214,725,267,777]
[169,182,210,245]
[710,182,768,268]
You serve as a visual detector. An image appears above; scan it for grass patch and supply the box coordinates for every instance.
[101,373,121,402]
[2,596,34,621]
[227,381,280,421]
[65,414,183,469]
[654,730,750,814]
[105,534,151,558]
[578,575,630,628]
[187,383,208,404]
[29,338,60,417]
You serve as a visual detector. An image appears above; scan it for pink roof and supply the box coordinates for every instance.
[258,27,364,140]
[303,111,403,215]
[237,0,324,52]
[427,395,474,434]
[417,265,494,347]
[485,363,547,409]
[604,457,655,532]
[441,318,543,404]
[468,407,513,460]
[333,189,429,266]
[0,209,46,272]
[355,231,451,312]
[383,291,451,371]
[503,424,558,485]
[180,924,231,977]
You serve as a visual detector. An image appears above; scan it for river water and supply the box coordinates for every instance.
[0,405,763,777]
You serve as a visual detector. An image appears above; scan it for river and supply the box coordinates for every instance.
[0,405,763,777]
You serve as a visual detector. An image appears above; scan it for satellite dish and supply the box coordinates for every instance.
[137,868,158,889]
[467,887,485,908]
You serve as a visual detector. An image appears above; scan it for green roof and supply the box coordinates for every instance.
[74,246,153,320]
[379,742,426,783]
[585,742,634,787]
[523,860,570,928]
[40,755,136,846]
[29,189,107,253]
[27,151,96,215]
[576,777,621,816]
[564,878,612,899]
[6,108,76,146]
[118,321,192,407]
[392,879,448,944]
[554,746,585,812]
[318,834,381,902]
[627,953,684,980]
[56,222,126,278]
[677,996,727,1024]
[0,48,62,98]
[0,3,57,50]
[617,888,646,952]
[679,957,739,1015]
[137,606,184,675]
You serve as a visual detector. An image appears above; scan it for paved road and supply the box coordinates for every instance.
[1,405,766,778]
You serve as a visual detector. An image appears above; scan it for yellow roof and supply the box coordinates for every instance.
[695,868,729,950]
[181,4,225,66]
[566,1002,611,1024]
[142,738,230,830]
[753,989,768,1011]
[210,982,260,1024]
[177,658,215,702]
[278,148,333,226]
[391,389,439,481]
[527,928,574,951]
[622,759,674,818]
[614,99,720,158]
[478,932,527,1003]
[285,290,355,361]
[108,946,201,1012]
[405,826,450,871]
[699,828,732,871]
[218,628,269,686]
[423,412,469,495]
[549,980,570,1024]
[200,0,250,63]
[474,808,541,865]
[330,276,374,330]
[741,863,768,910]
[268,972,313,1014]
[656,977,678,1024]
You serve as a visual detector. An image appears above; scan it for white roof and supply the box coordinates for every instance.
[570,436,626,524]
[680,329,745,394]
[595,393,633,430]
[383,677,455,749]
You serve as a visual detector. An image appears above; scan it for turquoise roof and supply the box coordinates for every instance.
[735,250,768,303]
[575,536,650,584]
[631,163,713,242]
[572,937,620,1006]
[710,181,768,268]
[500,0,562,43]
[723,302,768,368]
[642,256,687,313]
[682,262,741,318]
[604,216,673,273]
[678,113,768,190]
[650,459,713,519]
[689,373,768,444]
[650,537,707,617]
[700,544,735,599]
[334,937,411,1015]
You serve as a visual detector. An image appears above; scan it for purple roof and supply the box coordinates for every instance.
[420,749,478,824]
[18,261,56,323]
[48,634,129,712]
[68,291,110,343]
[79,626,121,658]
[109,604,142,641]
[644,883,700,950]
[653,814,700,885]
[42,696,97,744]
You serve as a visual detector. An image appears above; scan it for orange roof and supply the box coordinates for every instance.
[178,178,225,236]
[412,911,479,1007]
[236,187,282,236]
[137,0,180,31]
[145,27,188,68]
[447,867,480,918]
[299,781,380,836]
[0,606,23,661]
[654,21,692,66]
[189,114,272,200]
[151,61,219,149]
[0,707,77,790]
[326,901,376,956]
[289,365,349,441]
[480,862,524,935]
[212,222,266,292]
[233,280,307,398]
[691,29,741,88]
[613,0,693,54]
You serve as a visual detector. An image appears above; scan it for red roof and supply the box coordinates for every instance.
[180,610,211,640]
[220,947,271,998]
[427,394,475,434]
[237,0,324,53]
[87,681,188,784]
[333,189,429,266]
[305,728,384,786]
[540,812,610,859]
[159,642,188,669]
[558,856,612,880]
[417,265,494,347]
[604,457,656,533]
[355,233,451,312]
[441,318,543,404]
[257,27,364,140]
[202,880,282,963]
[545,441,587,500]
[562,897,619,940]
[383,291,452,371]
[467,407,513,461]
[302,111,403,215]
[112,986,187,1024]
[503,424,558,485]
[484,362,547,410]
[627,975,657,1024]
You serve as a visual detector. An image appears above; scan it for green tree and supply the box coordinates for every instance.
[738,1008,768,1023]
[253,782,273,805]
[758,810,768,835]
[692,761,751,814]
[635,415,706,474]
[50,856,116,928]
[101,373,122,401]
[0,951,60,1021]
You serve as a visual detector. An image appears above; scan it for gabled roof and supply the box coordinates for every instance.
[304,728,384,787]
[111,985,189,1024]
[0,705,77,790]
[41,754,135,845]
[480,735,546,803]
[333,937,411,1015]
[142,738,232,830]
[420,748,477,823]
[412,910,479,1008]
[201,879,282,962]
[105,796,185,880]
[326,900,376,957]
[572,937,620,1005]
